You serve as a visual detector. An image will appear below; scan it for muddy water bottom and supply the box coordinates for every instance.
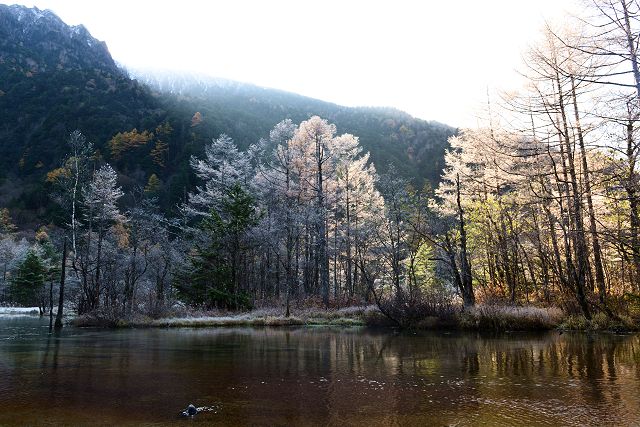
[1,316,638,426]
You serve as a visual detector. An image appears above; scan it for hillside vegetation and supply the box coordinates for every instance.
[0,4,454,226]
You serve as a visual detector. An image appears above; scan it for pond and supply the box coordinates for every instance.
[1,316,639,426]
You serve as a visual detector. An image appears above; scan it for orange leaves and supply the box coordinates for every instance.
[150,141,169,167]
[46,167,70,183]
[191,111,203,127]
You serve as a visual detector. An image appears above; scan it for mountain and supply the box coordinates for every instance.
[0,4,162,219]
[0,4,456,225]
[132,68,456,185]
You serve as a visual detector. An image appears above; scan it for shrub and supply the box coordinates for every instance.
[363,309,396,327]
[623,293,640,321]
[560,314,589,330]
[590,312,610,331]
[559,312,638,332]
[372,287,458,328]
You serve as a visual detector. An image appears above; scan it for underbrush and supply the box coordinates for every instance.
[559,312,638,332]
[71,299,640,333]
[364,300,566,331]
[72,304,374,328]
[364,289,459,329]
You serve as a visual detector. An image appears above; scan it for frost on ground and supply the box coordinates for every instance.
[0,306,40,316]
[142,305,376,328]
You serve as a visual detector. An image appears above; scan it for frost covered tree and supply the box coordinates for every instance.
[47,130,94,324]
[187,134,257,217]
[75,164,124,312]
[177,117,387,311]
[0,236,29,302]
[290,116,336,305]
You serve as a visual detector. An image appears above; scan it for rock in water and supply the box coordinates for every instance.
[179,404,198,418]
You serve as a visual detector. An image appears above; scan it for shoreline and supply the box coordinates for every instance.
[5,304,638,333]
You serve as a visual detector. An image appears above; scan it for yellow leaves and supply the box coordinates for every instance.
[150,140,168,167]
[46,167,70,183]
[109,128,153,160]
[0,208,16,233]
[399,124,414,139]
[144,173,162,194]
[35,226,49,242]
[149,122,173,167]
[112,222,129,248]
[155,121,173,137]
[109,122,172,166]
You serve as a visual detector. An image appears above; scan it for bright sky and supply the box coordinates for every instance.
[7,0,579,127]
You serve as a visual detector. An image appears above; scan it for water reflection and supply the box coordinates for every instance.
[0,318,639,426]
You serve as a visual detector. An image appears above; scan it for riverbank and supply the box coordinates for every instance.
[49,303,640,332]
[0,306,41,316]
[72,305,374,328]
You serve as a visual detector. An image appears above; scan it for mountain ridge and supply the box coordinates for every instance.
[0,4,455,225]
[129,66,451,126]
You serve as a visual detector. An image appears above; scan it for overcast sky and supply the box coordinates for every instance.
[7,0,579,127]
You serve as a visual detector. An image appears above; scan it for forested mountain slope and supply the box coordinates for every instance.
[0,4,455,224]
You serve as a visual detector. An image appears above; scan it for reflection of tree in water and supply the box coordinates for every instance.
[3,324,640,425]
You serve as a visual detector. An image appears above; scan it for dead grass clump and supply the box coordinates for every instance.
[460,305,564,331]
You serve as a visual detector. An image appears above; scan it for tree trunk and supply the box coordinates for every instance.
[54,238,67,329]
[316,136,330,307]
[456,174,475,307]
[622,117,640,291]
[621,0,640,99]
[555,71,591,319]
[571,76,607,304]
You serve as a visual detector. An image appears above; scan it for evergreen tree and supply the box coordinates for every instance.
[10,250,46,307]
[0,208,16,233]
[176,183,259,309]
[144,173,162,195]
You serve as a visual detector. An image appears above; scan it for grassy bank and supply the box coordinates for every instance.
[359,303,566,331]
[72,305,374,328]
[362,303,640,332]
[71,303,640,332]
[459,305,564,331]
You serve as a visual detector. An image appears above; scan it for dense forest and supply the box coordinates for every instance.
[3,1,640,331]
[0,4,454,228]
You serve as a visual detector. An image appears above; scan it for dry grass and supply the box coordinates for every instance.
[362,302,564,331]
[0,306,40,316]
[73,305,375,328]
[459,304,564,331]
[78,303,635,332]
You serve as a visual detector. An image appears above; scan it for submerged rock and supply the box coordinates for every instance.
[178,403,220,418]
[179,404,198,417]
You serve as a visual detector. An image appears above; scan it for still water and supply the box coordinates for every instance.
[1,316,640,426]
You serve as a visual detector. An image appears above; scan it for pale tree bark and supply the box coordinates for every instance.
[571,76,607,303]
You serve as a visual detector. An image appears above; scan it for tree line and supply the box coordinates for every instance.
[436,0,640,319]
[2,0,640,327]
